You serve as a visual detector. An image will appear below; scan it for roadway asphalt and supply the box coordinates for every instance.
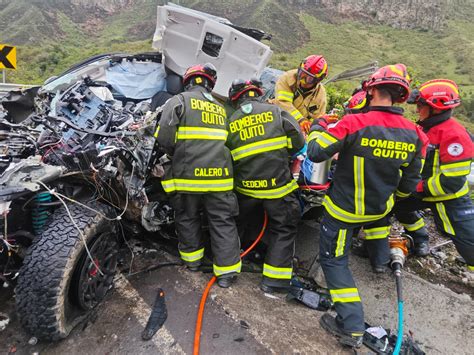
[1,220,472,354]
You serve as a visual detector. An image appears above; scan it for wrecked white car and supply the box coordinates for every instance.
[0,4,313,341]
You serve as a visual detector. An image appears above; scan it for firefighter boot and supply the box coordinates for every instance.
[217,273,237,288]
[414,241,430,257]
[320,313,363,348]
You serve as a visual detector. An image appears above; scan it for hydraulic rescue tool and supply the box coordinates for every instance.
[388,236,409,355]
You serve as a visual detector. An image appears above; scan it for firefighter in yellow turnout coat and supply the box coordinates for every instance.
[272,55,328,128]
[156,64,241,288]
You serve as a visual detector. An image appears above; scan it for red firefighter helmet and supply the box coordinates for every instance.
[228,78,264,102]
[407,79,461,110]
[297,55,328,87]
[365,64,411,103]
[182,63,217,88]
[345,89,368,111]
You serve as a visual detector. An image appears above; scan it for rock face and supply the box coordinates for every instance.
[70,0,135,13]
[285,0,448,31]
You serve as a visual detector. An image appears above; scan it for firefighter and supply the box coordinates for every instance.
[344,88,368,114]
[272,55,328,132]
[307,64,428,347]
[155,63,241,288]
[226,78,305,293]
[394,79,474,268]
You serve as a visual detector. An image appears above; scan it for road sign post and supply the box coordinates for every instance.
[0,45,17,83]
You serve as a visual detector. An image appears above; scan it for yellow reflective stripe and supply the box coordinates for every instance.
[315,62,328,77]
[176,126,228,140]
[307,131,321,142]
[162,178,234,193]
[440,160,471,177]
[179,248,204,262]
[276,90,294,102]
[287,137,293,149]
[468,265,474,271]
[420,158,425,172]
[309,131,338,149]
[231,136,288,161]
[330,288,361,303]
[236,180,298,199]
[420,81,459,95]
[213,260,242,276]
[401,218,425,232]
[364,226,390,240]
[427,150,445,196]
[263,263,292,279]
[323,195,395,223]
[354,156,365,215]
[291,109,304,120]
[335,229,347,257]
[154,125,160,138]
[395,189,410,198]
[423,181,470,202]
[435,202,455,235]
[320,132,337,144]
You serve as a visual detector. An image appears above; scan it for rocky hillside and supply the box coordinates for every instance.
[1,0,473,123]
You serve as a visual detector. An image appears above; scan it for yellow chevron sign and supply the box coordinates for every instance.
[0,44,17,70]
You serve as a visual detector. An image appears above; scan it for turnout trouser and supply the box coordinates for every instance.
[237,191,300,287]
[319,212,373,334]
[393,195,474,269]
[171,192,242,277]
[361,217,391,267]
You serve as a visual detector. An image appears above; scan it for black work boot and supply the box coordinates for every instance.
[414,242,430,257]
[372,264,388,274]
[187,265,200,272]
[320,313,363,348]
[259,281,290,294]
[217,275,237,288]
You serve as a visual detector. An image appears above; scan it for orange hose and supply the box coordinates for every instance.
[193,212,268,355]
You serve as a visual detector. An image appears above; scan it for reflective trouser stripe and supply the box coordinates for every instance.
[291,109,304,121]
[401,218,425,232]
[323,195,395,224]
[335,229,347,257]
[230,136,288,161]
[176,126,228,140]
[236,180,298,199]
[330,288,361,303]
[364,226,390,240]
[179,248,204,262]
[440,160,472,176]
[263,263,292,279]
[213,260,242,276]
[154,125,160,138]
[354,156,365,215]
[162,178,234,193]
[436,202,455,235]
[468,265,474,271]
[276,91,294,101]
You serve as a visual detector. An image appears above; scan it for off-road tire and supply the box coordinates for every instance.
[15,202,118,341]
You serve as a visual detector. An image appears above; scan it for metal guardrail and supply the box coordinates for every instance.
[0,83,36,97]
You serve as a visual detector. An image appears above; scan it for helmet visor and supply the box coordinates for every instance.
[407,89,421,104]
[298,67,322,86]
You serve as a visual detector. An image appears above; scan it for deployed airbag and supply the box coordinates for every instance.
[106,61,167,99]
